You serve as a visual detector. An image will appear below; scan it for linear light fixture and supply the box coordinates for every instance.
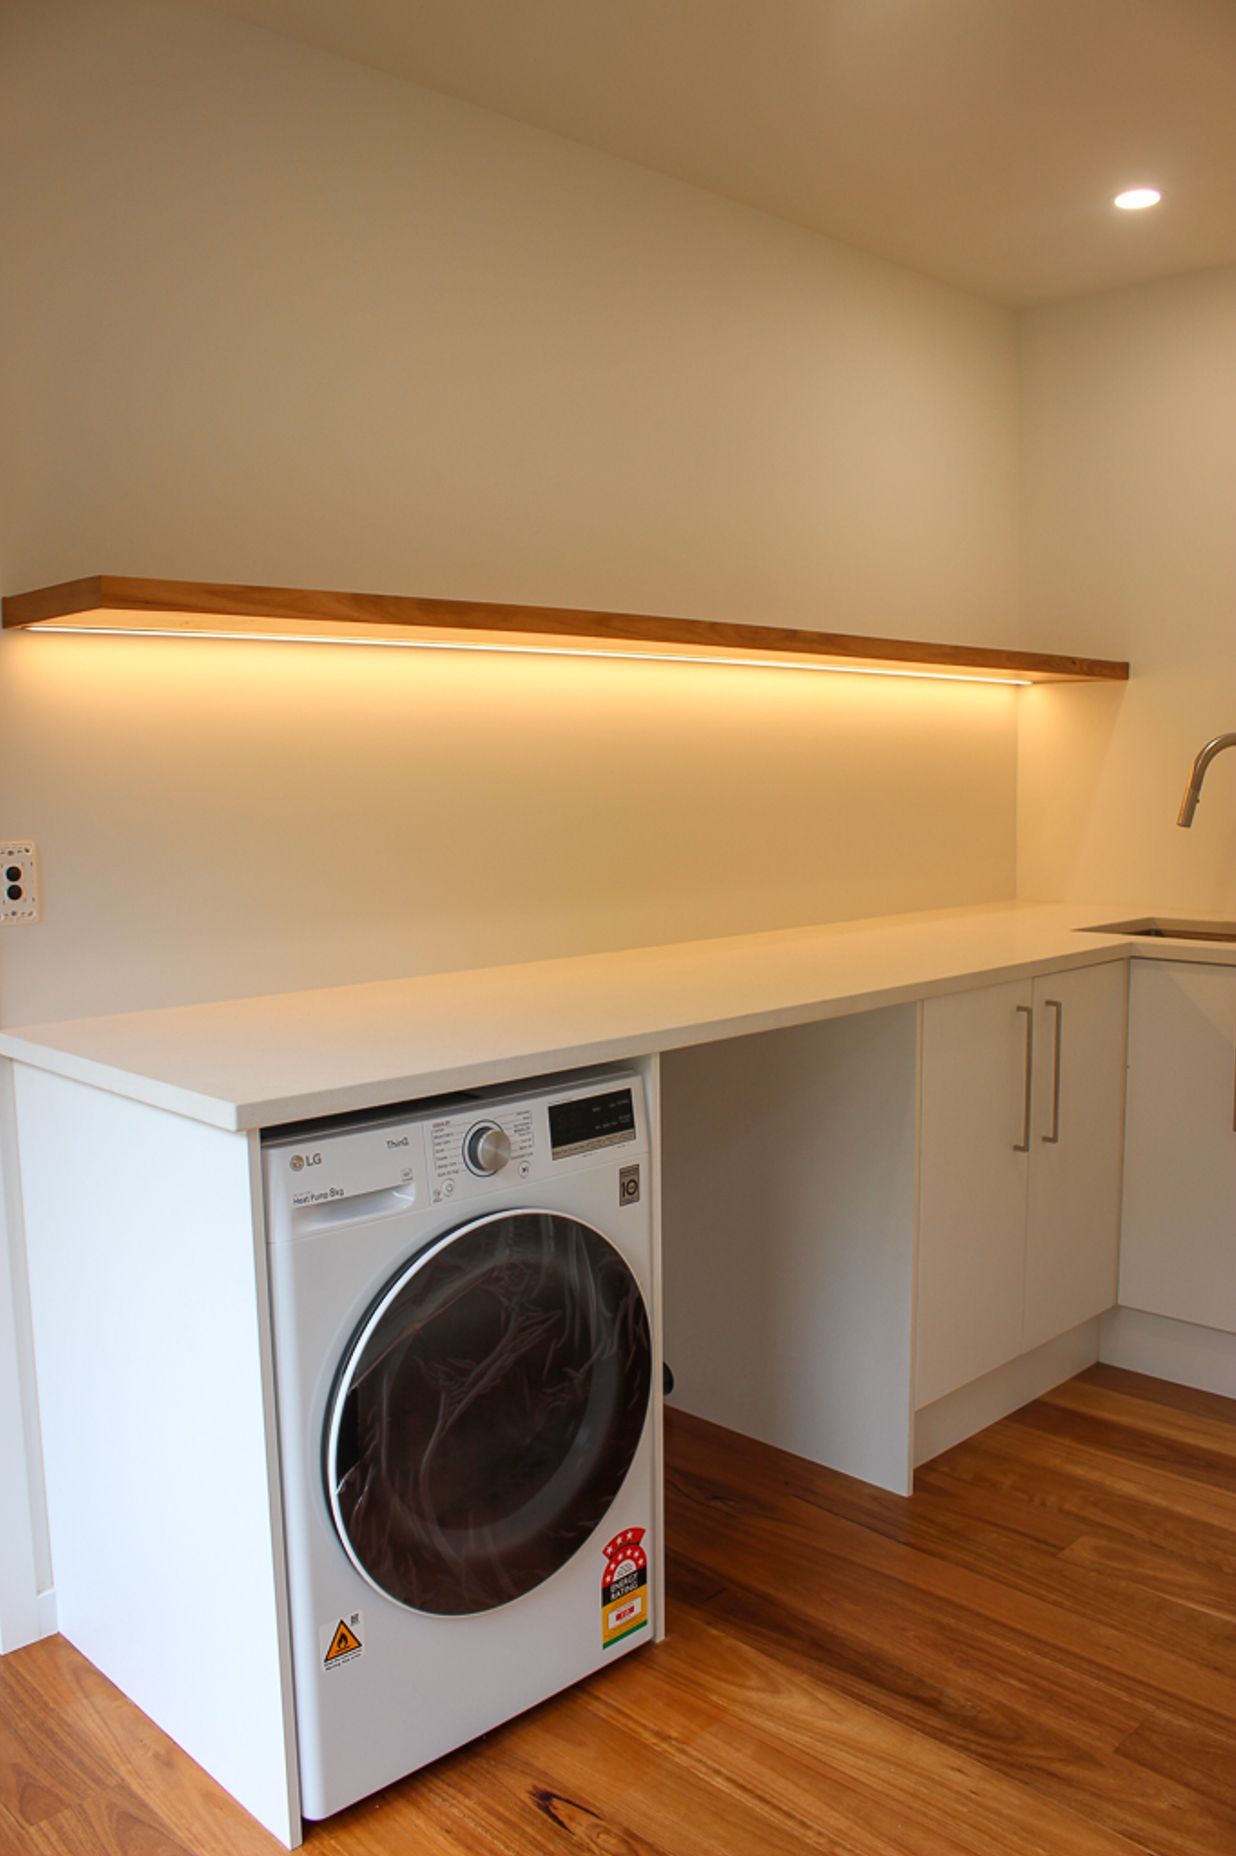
[1,577,1130,687]
[25,624,1035,685]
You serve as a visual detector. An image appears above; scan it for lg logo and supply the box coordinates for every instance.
[289,1152,323,1172]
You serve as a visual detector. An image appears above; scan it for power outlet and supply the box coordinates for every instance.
[0,842,40,924]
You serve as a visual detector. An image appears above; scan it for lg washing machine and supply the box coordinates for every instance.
[261,1068,661,1821]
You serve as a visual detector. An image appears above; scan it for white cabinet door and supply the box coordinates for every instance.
[917,962,1127,1409]
[1023,962,1126,1351]
[916,980,1031,1407]
[1120,961,1236,1332]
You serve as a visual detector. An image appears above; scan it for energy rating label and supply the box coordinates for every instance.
[601,1527,649,1649]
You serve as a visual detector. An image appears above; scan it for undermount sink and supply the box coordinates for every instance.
[1080,917,1236,943]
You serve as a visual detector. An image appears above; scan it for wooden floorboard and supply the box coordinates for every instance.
[0,1364,1231,1854]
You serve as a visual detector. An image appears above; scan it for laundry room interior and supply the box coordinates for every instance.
[2,3,1235,1854]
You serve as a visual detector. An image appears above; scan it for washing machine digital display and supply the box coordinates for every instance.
[548,1088,636,1158]
[325,1209,651,1616]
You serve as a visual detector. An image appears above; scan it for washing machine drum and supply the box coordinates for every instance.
[325,1209,652,1615]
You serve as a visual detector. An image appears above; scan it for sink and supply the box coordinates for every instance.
[1080,917,1236,943]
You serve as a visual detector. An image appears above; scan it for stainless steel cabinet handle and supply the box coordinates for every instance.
[1042,1000,1063,1144]
[1014,1004,1034,1152]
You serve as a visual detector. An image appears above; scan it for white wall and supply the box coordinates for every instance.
[1017,266,1236,909]
[0,0,1024,1030]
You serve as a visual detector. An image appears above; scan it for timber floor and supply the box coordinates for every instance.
[1,1363,1233,1855]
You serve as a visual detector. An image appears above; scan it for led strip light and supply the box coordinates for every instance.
[28,623,1033,684]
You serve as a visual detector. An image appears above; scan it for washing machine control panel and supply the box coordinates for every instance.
[428,1103,536,1205]
[265,1073,648,1222]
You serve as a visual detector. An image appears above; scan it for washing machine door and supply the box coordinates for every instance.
[325,1209,652,1615]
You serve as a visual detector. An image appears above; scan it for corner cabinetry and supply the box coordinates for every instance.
[1120,961,1236,1332]
[915,961,1127,1408]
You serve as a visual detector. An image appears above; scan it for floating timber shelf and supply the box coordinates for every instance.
[1,576,1129,686]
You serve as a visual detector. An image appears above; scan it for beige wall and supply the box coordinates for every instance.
[1017,266,1236,909]
[0,634,1019,1023]
[0,0,1023,1027]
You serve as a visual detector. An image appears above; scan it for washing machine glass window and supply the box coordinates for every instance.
[325,1208,652,1616]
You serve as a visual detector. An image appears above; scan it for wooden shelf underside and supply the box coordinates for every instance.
[1,576,1130,685]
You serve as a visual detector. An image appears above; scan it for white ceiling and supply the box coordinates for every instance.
[204,0,1236,307]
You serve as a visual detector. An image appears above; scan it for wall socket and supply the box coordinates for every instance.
[0,843,40,924]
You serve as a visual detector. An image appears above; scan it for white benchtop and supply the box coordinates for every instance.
[0,902,1228,1131]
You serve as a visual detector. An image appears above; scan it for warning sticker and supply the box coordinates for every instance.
[321,1612,364,1671]
[601,1528,649,1649]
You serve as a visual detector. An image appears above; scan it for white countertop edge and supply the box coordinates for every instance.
[4,905,1235,1130]
[248,939,1136,1129]
[0,947,1111,1130]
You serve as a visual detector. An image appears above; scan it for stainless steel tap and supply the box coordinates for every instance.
[1177,733,1236,827]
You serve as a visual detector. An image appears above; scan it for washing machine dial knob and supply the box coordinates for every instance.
[463,1121,512,1177]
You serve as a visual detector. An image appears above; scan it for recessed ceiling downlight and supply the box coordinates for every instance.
[1113,187,1161,210]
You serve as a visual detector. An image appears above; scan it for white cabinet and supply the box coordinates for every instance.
[1120,961,1236,1332]
[1023,963,1129,1351]
[916,979,1028,1403]
[916,961,1126,1408]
